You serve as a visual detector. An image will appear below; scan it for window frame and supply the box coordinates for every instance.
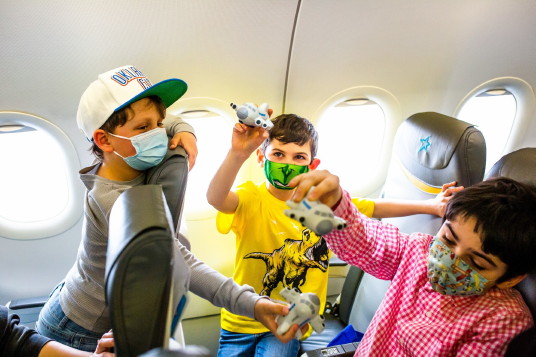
[454,77,535,159]
[313,86,402,197]
[169,97,247,220]
[0,111,84,240]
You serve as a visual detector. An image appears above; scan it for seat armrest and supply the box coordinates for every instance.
[304,342,359,357]
[5,296,48,310]
[329,256,348,267]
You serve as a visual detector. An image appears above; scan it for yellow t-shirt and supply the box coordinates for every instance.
[217,182,331,335]
[216,182,376,335]
[351,197,375,218]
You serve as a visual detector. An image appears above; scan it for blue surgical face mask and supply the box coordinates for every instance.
[427,236,494,296]
[108,127,168,170]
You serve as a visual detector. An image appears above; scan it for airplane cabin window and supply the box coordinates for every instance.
[0,126,68,221]
[316,98,386,194]
[0,112,83,239]
[455,77,535,174]
[179,110,235,214]
[457,89,517,173]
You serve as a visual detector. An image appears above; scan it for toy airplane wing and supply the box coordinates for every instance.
[309,314,326,333]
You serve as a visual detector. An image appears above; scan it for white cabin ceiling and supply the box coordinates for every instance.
[2,0,536,157]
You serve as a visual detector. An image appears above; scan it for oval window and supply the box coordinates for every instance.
[457,89,517,172]
[176,109,235,214]
[0,112,83,239]
[314,87,401,197]
[455,77,535,173]
[317,98,386,194]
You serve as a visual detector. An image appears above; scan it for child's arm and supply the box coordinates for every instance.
[37,331,114,357]
[164,114,198,170]
[372,181,464,218]
[206,123,268,213]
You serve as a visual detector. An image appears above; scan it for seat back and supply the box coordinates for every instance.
[380,111,486,233]
[337,266,364,325]
[106,185,190,357]
[347,112,487,333]
[485,148,536,357]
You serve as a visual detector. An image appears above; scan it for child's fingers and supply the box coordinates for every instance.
[233,123,247,133]
[274,323,300,343]
[441,181,457,191]
[444,185,464,197]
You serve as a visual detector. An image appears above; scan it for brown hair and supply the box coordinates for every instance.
[260,114,319,162]
[444,176,536,281]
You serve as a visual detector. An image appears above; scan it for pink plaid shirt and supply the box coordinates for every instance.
[326,191,533,357]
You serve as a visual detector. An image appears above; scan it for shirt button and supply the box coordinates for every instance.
[399,338,404,344]
[426,311,432,317]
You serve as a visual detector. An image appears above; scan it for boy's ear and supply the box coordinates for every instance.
[309,158,321,170]
[256,148,265,165]
[93,129,114,153]
[495,274,527,289]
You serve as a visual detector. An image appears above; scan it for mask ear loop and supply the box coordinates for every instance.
[106,131,132,159]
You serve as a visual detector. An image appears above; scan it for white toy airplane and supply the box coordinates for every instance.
[230,102,273,130]
[276,287,325,340]
[285,188,347,236]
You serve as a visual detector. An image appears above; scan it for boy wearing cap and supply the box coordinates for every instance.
[36,65,301,351]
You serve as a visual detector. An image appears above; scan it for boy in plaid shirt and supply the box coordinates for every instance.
[289,173,535,357]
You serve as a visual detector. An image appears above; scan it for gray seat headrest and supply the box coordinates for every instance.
[395,112,486,190]
[485,147,536,185]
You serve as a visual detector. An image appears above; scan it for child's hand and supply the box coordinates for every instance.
[231,123,269,159]
[253,298,307,343]
[288,170,343,209]
[433,181,464,217]
[169,132,198,170]
[91,330,115,356]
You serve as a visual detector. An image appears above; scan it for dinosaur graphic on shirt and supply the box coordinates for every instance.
[243,228,329,296]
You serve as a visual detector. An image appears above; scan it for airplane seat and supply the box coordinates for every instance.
[349,111,486,330]
[484,147,536,357]
[302,112,486,355]
[299,265,365,352]
[145,145,190,249]
[106,184,195,357]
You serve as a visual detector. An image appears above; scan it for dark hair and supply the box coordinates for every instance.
[260,114,319,162]
[444,177,536,282]
[91,96,166,160]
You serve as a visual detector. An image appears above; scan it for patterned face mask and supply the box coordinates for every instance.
[263,159,309,190]
[427,236,494,296]
[108,127,168,170]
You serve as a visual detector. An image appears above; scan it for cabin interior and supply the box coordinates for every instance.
[1,1,536,356]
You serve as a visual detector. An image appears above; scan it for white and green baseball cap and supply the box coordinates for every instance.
[77,65,187,141]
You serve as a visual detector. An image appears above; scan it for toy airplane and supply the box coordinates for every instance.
[285,188,347,235]
[276,287,325,340]
[230,102,273,130]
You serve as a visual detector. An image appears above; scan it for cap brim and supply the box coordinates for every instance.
[117,78,188,112]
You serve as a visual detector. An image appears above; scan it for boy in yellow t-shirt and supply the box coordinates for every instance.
[207,113,461,356]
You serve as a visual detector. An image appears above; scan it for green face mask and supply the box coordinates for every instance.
[263,159,309,190]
